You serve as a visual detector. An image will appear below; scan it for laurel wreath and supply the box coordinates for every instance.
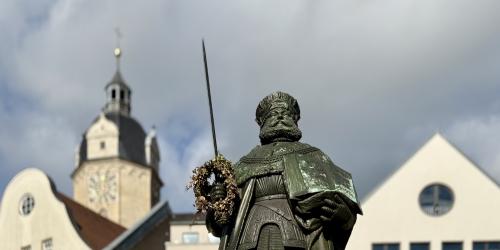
[187,154,238,224]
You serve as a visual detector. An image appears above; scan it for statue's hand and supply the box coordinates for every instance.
[206,184,228,235]
[320,194,355,230]
[209,183,226,202]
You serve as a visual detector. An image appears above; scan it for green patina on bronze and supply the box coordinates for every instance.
[234,141,360,206]
[234,142,316,185]
[206,92,362,250]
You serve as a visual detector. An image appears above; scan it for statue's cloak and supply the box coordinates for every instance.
[217,141,361,250]
[235,141,361,212]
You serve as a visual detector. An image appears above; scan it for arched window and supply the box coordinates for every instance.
[120,90,125,100]
[111,89,116,99]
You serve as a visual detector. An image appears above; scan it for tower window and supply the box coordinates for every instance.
[120,90,125,100]
[111,89,116,99]
[100,141,106,150]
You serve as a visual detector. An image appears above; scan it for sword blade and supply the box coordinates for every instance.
[202,39,219,157]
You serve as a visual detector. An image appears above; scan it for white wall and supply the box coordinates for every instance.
[0,168,90,250]
[348,134,500,250]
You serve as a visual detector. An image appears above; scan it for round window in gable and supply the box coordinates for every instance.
[419,184,454,216]
[19,193,35,216]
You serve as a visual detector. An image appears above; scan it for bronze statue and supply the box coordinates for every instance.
[206,91,362,250]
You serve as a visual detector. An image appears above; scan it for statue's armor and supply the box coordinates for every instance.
[238,174,306,249]
[231,142,322,250]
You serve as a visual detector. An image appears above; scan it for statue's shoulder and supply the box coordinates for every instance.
[233,142,315,185]
[240,142,316,161]
[282,142,348,174]
[233,142,328,171]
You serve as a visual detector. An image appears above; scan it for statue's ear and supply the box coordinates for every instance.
[293,114,300,124]
[255,118,262,127]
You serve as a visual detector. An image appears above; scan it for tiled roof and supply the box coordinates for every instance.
[57,193,126,250]
[105,113,147,166]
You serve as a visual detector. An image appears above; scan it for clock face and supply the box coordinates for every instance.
[88,170,117,205]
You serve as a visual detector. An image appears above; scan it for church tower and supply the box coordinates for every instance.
[72,46,162,228]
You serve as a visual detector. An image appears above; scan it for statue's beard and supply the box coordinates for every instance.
[259,120,302,145]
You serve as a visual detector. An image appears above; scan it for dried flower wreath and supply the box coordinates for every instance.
[187,154,238,224]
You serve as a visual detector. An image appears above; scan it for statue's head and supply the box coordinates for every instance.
[256,91,302,144]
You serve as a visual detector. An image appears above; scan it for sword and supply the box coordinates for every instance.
[202,39,219,157]
[201,39,230,250]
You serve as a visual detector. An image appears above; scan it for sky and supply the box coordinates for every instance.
[1,0,500,213]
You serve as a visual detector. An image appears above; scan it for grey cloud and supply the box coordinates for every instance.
[1,0,500,212]
[446,115,500,180]
[158,131,213,212]
[0,106,77,195]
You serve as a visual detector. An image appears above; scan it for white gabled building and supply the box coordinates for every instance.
[348,133,500,250]
[0,168,125,250]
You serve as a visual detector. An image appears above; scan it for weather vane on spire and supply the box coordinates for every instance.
[114,27,122,70]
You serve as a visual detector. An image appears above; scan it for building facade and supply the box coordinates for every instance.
[348,134,500,250]
[0,168,125,250]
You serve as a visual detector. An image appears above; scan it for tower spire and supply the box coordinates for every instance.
[103,28,132,116]
[114,28,122,71]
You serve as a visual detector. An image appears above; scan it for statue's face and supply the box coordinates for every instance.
[259,105,302,144]
[265,107,295,130]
